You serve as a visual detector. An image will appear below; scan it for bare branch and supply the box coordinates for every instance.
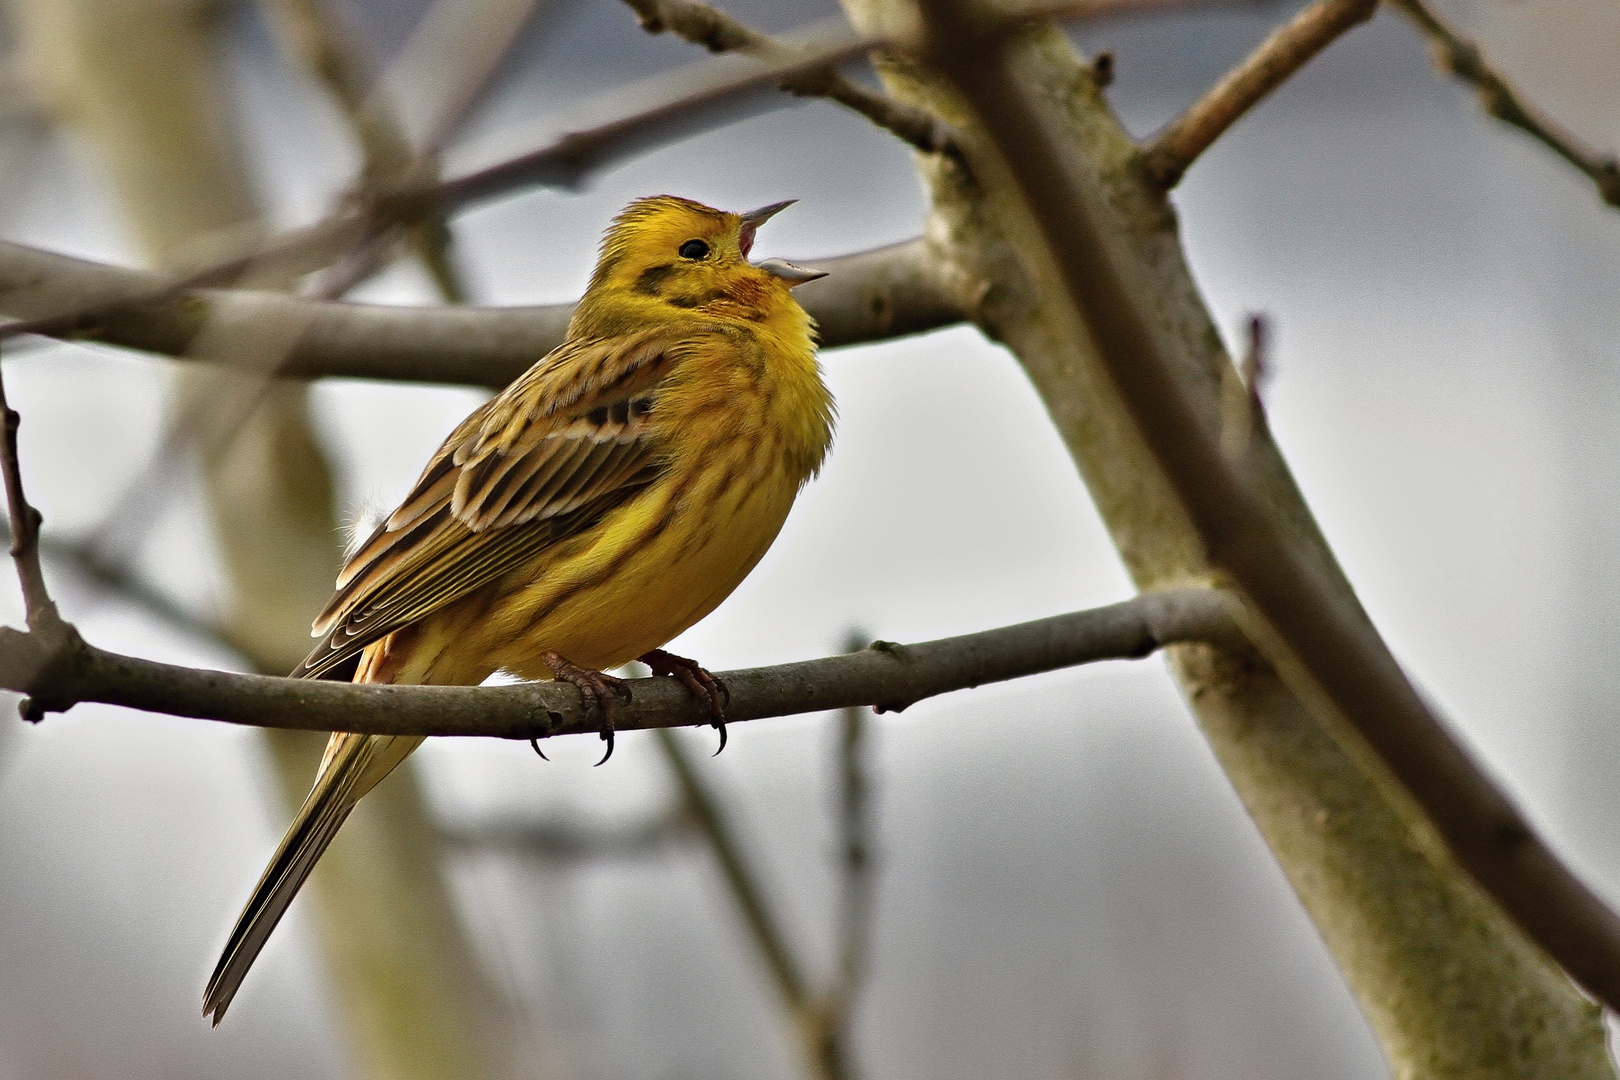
[437,16,879,208]
[0,354,54,630]
[1388,0,1620,209]
[622,0,961,159]
[0,237,963,386]
[914,0,1620,1014]
[0,588,1234,734]
[1139,0,1377,188]
[0,348,82,723]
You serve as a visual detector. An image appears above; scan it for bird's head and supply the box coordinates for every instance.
[575,195,825,331]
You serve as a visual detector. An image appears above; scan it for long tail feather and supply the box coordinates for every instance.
[203,733,408,1024]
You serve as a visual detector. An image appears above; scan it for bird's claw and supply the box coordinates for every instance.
[639,648,729,754]
[542,651,630,765]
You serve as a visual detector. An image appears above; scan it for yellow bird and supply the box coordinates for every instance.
[204,195,834,1024]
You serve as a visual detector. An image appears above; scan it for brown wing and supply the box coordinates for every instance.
[291,328,680,680]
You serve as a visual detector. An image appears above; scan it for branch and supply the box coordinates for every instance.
[0,349,83,721]
[914,0,1620,1015]
[0,237,962,387]
[0,588,1233,735]
[622,0,961,160]
[1139,0,1377,188]
[437,16,878,208]
[0,354,54,631]
[1388,0,1620,209]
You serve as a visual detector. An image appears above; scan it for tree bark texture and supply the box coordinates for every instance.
[830,4,1614,1076]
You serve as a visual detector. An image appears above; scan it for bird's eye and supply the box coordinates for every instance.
[678,239,710,260]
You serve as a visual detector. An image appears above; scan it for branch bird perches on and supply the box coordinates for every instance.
[0,584,1238,738]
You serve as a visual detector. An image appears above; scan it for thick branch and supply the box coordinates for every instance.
[0,237,962,386]
[622,0,960,159]
[0,589,1233,735]
[1139,0,1377,188]
[1389,0,1620,209]
[917,0,1620,1016]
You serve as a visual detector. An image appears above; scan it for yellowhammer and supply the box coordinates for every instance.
[203,195,834,1023]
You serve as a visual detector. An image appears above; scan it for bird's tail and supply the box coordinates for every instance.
[202,730,423,1025]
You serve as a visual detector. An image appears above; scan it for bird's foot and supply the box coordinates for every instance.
[639,648,730,753]
[543,651,629,765]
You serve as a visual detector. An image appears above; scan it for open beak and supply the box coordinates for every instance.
[738,200,827,285]
[740,200,797,229]
[756,258,829,286]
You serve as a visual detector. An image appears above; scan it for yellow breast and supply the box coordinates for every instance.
[486,318,832,678]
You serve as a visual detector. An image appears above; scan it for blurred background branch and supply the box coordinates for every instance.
[1388,0,1620,210]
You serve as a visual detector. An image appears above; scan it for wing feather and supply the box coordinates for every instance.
[294,327,696,681]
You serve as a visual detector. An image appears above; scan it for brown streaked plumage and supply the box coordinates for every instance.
[204,196,834,1024]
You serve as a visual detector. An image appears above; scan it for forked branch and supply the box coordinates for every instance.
[914,0,1620,1015]
[622,0,961,159]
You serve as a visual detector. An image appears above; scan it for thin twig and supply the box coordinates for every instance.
[438,16,878,207]
[0,351,53,626]
[0,237,964,386]
[621,0,961,160]
[0,588,1237,734]
[1388,0,1620,209]
[1220,312,1270,459]
[914,0,1620,1015]
[0,347,82,722]
[1139,0,1377,188]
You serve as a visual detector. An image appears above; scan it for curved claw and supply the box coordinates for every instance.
[542,649,627,768]
[529,737,550,761]
[639,649,728,755]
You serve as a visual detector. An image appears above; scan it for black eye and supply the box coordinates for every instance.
[678,239,710,260]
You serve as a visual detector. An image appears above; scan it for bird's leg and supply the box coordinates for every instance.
[640,648,731,753]
[542,651,630,765]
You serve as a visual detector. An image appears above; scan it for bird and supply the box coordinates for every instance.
[203,195,835,1024]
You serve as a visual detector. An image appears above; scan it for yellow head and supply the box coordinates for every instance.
[571,195,824,335]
